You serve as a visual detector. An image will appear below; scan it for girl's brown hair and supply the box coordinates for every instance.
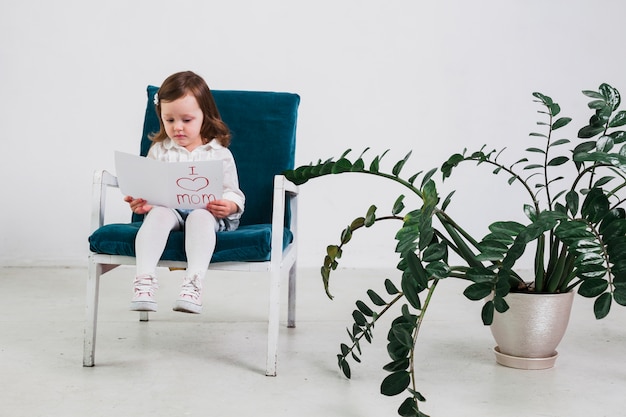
[151,71,231,146]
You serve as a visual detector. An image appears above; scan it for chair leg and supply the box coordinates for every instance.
[265,267,281,377]
[287,262,296,328]
[139,312,149,322]
[83,260,101,367]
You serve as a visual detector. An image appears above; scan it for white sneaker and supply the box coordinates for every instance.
[173,274,203,314]
[130,275,158,312]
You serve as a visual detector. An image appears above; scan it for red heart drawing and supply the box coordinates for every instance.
[176,177,210,192]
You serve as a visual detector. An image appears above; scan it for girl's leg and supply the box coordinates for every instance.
[173,209,219,314]
[131,207,180,311]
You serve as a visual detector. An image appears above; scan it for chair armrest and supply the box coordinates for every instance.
[91,170,120,233]
[283,177,299,196]
[270,175,299,259]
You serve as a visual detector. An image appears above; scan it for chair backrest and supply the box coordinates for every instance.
[139,86,300,227]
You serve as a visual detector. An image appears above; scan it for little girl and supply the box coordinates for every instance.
[124,71,245,314]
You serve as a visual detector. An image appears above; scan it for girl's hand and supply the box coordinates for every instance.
[207,199,238,219]
[124,196,153,215]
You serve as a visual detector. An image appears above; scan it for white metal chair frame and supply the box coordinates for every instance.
[84,169,298,376]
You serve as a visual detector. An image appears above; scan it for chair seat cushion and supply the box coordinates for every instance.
[89,222,293,263]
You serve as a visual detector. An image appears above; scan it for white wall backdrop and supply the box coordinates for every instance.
[1,0,625,268]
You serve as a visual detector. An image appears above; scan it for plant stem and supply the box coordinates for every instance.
[345,293,405,357]
[543,108,555,210]
[410,279,440,396]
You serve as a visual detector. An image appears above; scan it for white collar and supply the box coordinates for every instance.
[163,137,223,152]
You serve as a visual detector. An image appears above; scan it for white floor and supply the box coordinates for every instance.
[1,265,624,417]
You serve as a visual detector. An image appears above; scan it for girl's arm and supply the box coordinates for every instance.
[220,152,245,216]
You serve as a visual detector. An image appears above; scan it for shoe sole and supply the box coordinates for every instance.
[173,300,202,314]
[130,301,157,312]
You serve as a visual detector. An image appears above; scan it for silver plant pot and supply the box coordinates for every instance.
[489,291,575,370]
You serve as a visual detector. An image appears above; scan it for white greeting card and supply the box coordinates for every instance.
[114,151,223,209]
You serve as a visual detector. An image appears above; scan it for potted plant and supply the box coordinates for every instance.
[284,83,626,417]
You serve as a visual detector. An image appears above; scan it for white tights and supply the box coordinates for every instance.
[135,207,219,278]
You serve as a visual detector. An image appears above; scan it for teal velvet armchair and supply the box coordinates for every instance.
[85,86,300,376]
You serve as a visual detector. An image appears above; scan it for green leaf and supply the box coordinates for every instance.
[548,156,569,166]
[327,245,342,260]
[566,190,579,216]
[398,397,420,417]
[578,278,609,298]
[602,218,626,243]
[466,266,497,283]
[392,195,406,215]
[352,310,367,326]
[593,176,615,188]
[596,135,614,152]
[401,272,423,310]
[356,300,374,317]
[581,188,610,223]
[387,338,411,361]
[594,292,612,319]
[613,287,626,306]
[609,111,626,128]
[421,167,438,188]
[392,323,415,348]
[481,300,495,325]
[600,83,621,110]
[365,205,377,227]
[489,221,526,236]
[441,190,455,211]
[395,224,419,254]
[422,242,447,262]
[610,130,626,144]
[331,158,353,174]
[350,217,365,229]
[351,158,365,172]
[385,279,400,295]
[338,356,351,378]
[425,260,450,279]
[588,99,607,110]
[339,149,353,159]
[401,304,418,325]
[441,153,465,179]
[549,102,561,116]
[381,371,411,396]
[383,358,410,372]
[524,163,543,170]
[405,251,429,290]
[369,156,381,173]
[526,147,546,154]
[552,117,572,130]
[493,296,509,313]
[550,138,571,147]
[480,231,516,245]
[582,90,604,99]
[578,125,605,139]
[367,289,387,306]
[463,282,493,300]
[393,151,413,177]
[340,227,352,245]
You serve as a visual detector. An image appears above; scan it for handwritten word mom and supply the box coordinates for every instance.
[176,193,217,205]
[175,166,216,205]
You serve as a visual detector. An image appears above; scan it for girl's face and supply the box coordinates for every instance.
[160,94,204,151]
